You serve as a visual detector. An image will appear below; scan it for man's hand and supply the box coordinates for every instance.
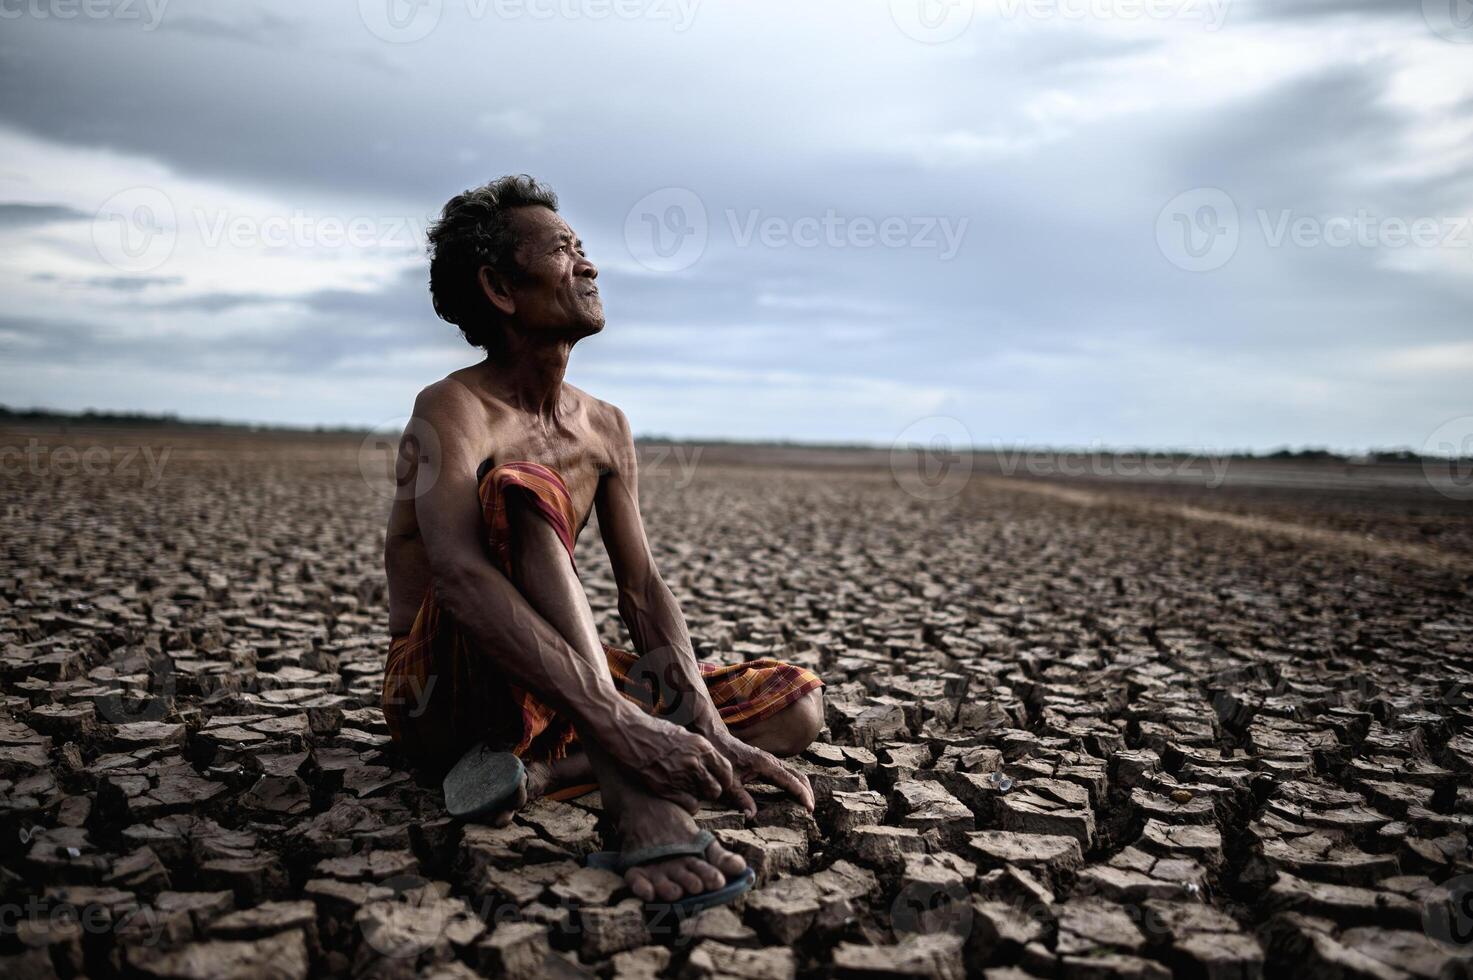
[707,730,816,817]
[605,715,744,813]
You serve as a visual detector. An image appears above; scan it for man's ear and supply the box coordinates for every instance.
[479,266,515,318]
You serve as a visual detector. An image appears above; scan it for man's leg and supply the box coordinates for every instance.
[727,687,825,757]
[502,492,747,902]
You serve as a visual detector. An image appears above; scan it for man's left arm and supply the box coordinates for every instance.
[595,408,814,814]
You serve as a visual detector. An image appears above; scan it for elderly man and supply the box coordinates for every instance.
[380,176,824,912]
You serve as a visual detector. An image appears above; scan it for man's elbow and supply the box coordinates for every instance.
[429,557,486,618]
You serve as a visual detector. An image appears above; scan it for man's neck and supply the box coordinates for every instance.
[486,334,573,423]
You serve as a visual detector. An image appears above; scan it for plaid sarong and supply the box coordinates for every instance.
[381,460,823,776]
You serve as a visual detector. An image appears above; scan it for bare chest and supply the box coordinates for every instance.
[483,431,610,538]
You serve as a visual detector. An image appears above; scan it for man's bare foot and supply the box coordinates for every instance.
[614,793,748,902]
[485,751,594,827]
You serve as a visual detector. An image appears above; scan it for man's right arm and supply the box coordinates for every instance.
[407,383,739,808]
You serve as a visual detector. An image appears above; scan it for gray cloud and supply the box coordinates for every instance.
[1242,0,1430,22]
[30,273,186,292]
[0,203,91,227]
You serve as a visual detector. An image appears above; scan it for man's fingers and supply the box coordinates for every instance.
[692,765,723,801]
[696,744,728,800]
[712,752,743,794]
[696,737,739,801]
[712,756,754,816]
[704,741,737,786]
[670,791,700,814]
[729,783,757,818]
[762,757,815,812]
[786,762,815,811]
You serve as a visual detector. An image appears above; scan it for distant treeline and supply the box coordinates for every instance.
[0,405,367,435]
[0,405,1455,462]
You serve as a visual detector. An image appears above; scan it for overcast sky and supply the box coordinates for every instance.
[1,0,1470,452]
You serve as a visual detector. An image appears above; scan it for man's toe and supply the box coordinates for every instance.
[651,872,683,902]
[705,841,747,878]
[686,856,725,892]
[668,863,706,896]
[625,868,656,902]
[629,866,684,903]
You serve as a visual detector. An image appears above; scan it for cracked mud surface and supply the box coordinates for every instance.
[2,428,1471,979]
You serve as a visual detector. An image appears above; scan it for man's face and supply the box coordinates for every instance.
[499,206,603,339]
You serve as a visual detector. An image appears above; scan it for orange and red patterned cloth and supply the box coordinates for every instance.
[381,460,822,776]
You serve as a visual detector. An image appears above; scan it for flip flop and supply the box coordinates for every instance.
[442,742,525,820]
[586,829,756,917]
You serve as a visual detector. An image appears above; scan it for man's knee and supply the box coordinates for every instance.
[766,687,824,757]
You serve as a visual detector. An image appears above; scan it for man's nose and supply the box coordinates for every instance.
[576,254,598,279]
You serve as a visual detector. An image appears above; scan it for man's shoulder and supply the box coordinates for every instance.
[413,373,496,421]
[567,383,630,435]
